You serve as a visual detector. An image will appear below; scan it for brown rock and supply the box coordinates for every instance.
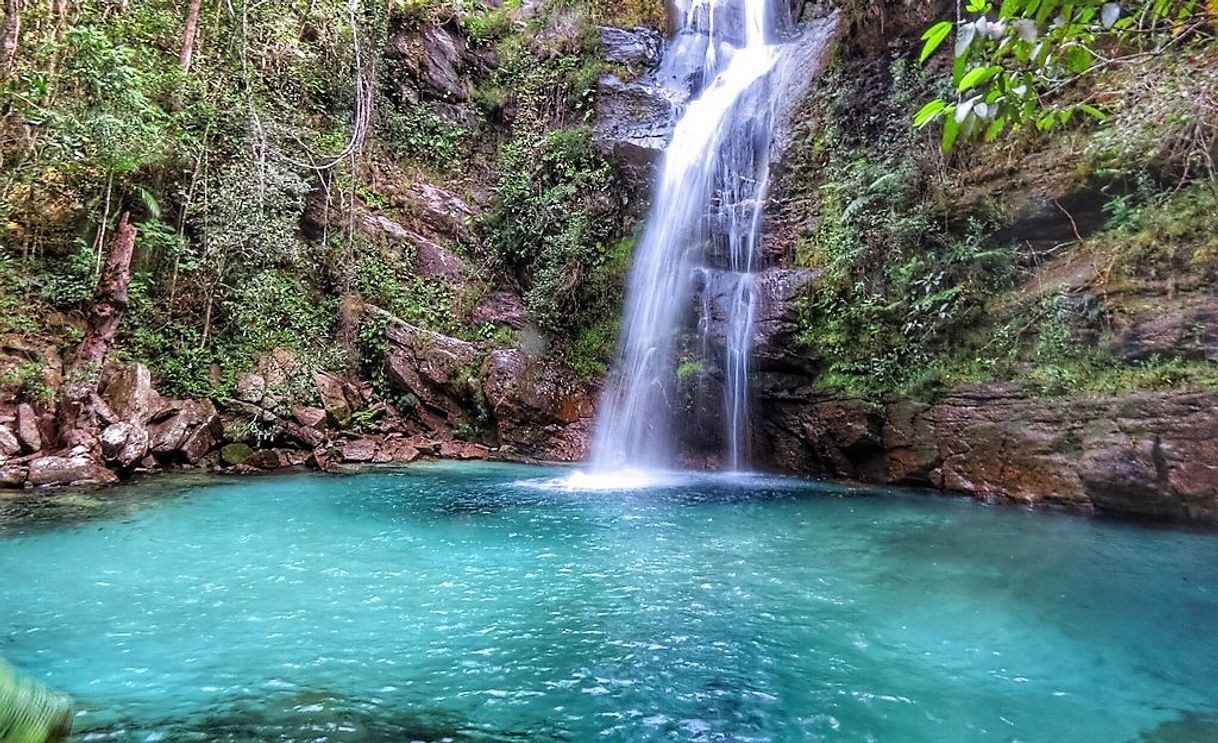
[313,371,361,429]
[482,349,595,461]
[148,399,221,464]
[0,425,19,459]
[100,422,150,471]
[439,440,490,460]
[15,403,42,452]
[0,463,27,488]
[99,362,162,424]
[757,384,1218,522]
[246,449,302,470]
[341,438,380,463]
[26,455,118,487]
[292,405,328,429]
[374,438,421,464]
[235,373,267,405]
[471,291,527,330]
[384,321,483,426]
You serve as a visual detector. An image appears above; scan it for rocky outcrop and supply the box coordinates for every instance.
[147,399,223,465]
[599,25,663,70]
[385,320,484,430]
[382,320,595,461]
[700,267,818,371]
[593,74,679,186]
[759,383,1218,522]
[483,349,596,461]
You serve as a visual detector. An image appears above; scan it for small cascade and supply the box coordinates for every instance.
[590,0,833,473]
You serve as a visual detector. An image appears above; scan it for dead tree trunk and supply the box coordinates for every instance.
[1,0,22,76]
[179,0,202,73]
[58,212,137,455]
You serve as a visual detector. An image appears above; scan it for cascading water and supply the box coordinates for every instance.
[590,0,823,473]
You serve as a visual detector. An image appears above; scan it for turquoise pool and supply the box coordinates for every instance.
[1,462,1215,741]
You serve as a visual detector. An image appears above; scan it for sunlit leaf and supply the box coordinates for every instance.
[920,21,954,62]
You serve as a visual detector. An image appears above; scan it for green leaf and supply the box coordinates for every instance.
[913,98,948,128]
[984,117,1007,141]
[942,115,962,152]
[920,21,954,62]
[1066,45,1093,73]
[957,65,1000,91]
[1078,103,1108,120]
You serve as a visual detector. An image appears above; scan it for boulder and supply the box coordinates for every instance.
[100,422,150,471]
[148,400,222,464]
[313,371,362,429]
[99,362,162,425]
[26,454,118,487]
[246,449,303,470]
[235,373,268,405]
[0,463,26,488]
[482,349,596,461]
[292,405,328,429]
[0,425,19,459]
[373,438,421,464]
[15,403,41,452]
[439,440,490,460]
[341,438,379,463]
[471,291,528,330]
[220,443,254,466]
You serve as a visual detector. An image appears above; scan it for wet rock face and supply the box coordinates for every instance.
[385,321,484,431]
[757,383,1218,522]
[482,349,596,461]
[699,267,818,372]
[599,25,664,69]
[593,74,679,187]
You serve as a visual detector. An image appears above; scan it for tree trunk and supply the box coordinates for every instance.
[179,0,202,73]
[1,0,22,76]
[58,212,138,455]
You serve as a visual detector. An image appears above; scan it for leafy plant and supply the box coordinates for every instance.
[914,0,1216,150]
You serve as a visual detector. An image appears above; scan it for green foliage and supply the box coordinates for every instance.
[915,0,1216,150]
[1,361,58,404]
[485,126,625,333]
[355,248,461,335]
[560,317,619,381]
[794,62,1015,397]
[379,107,470,169]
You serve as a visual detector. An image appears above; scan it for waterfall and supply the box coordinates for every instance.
[590,0,826,473]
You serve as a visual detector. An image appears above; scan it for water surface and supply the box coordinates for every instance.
[1,463,1216,741]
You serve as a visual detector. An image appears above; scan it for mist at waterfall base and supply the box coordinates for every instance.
[3,464,1217,742]
[588,0,818,478]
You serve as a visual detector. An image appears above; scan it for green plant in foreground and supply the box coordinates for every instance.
[914,0,1215,150]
